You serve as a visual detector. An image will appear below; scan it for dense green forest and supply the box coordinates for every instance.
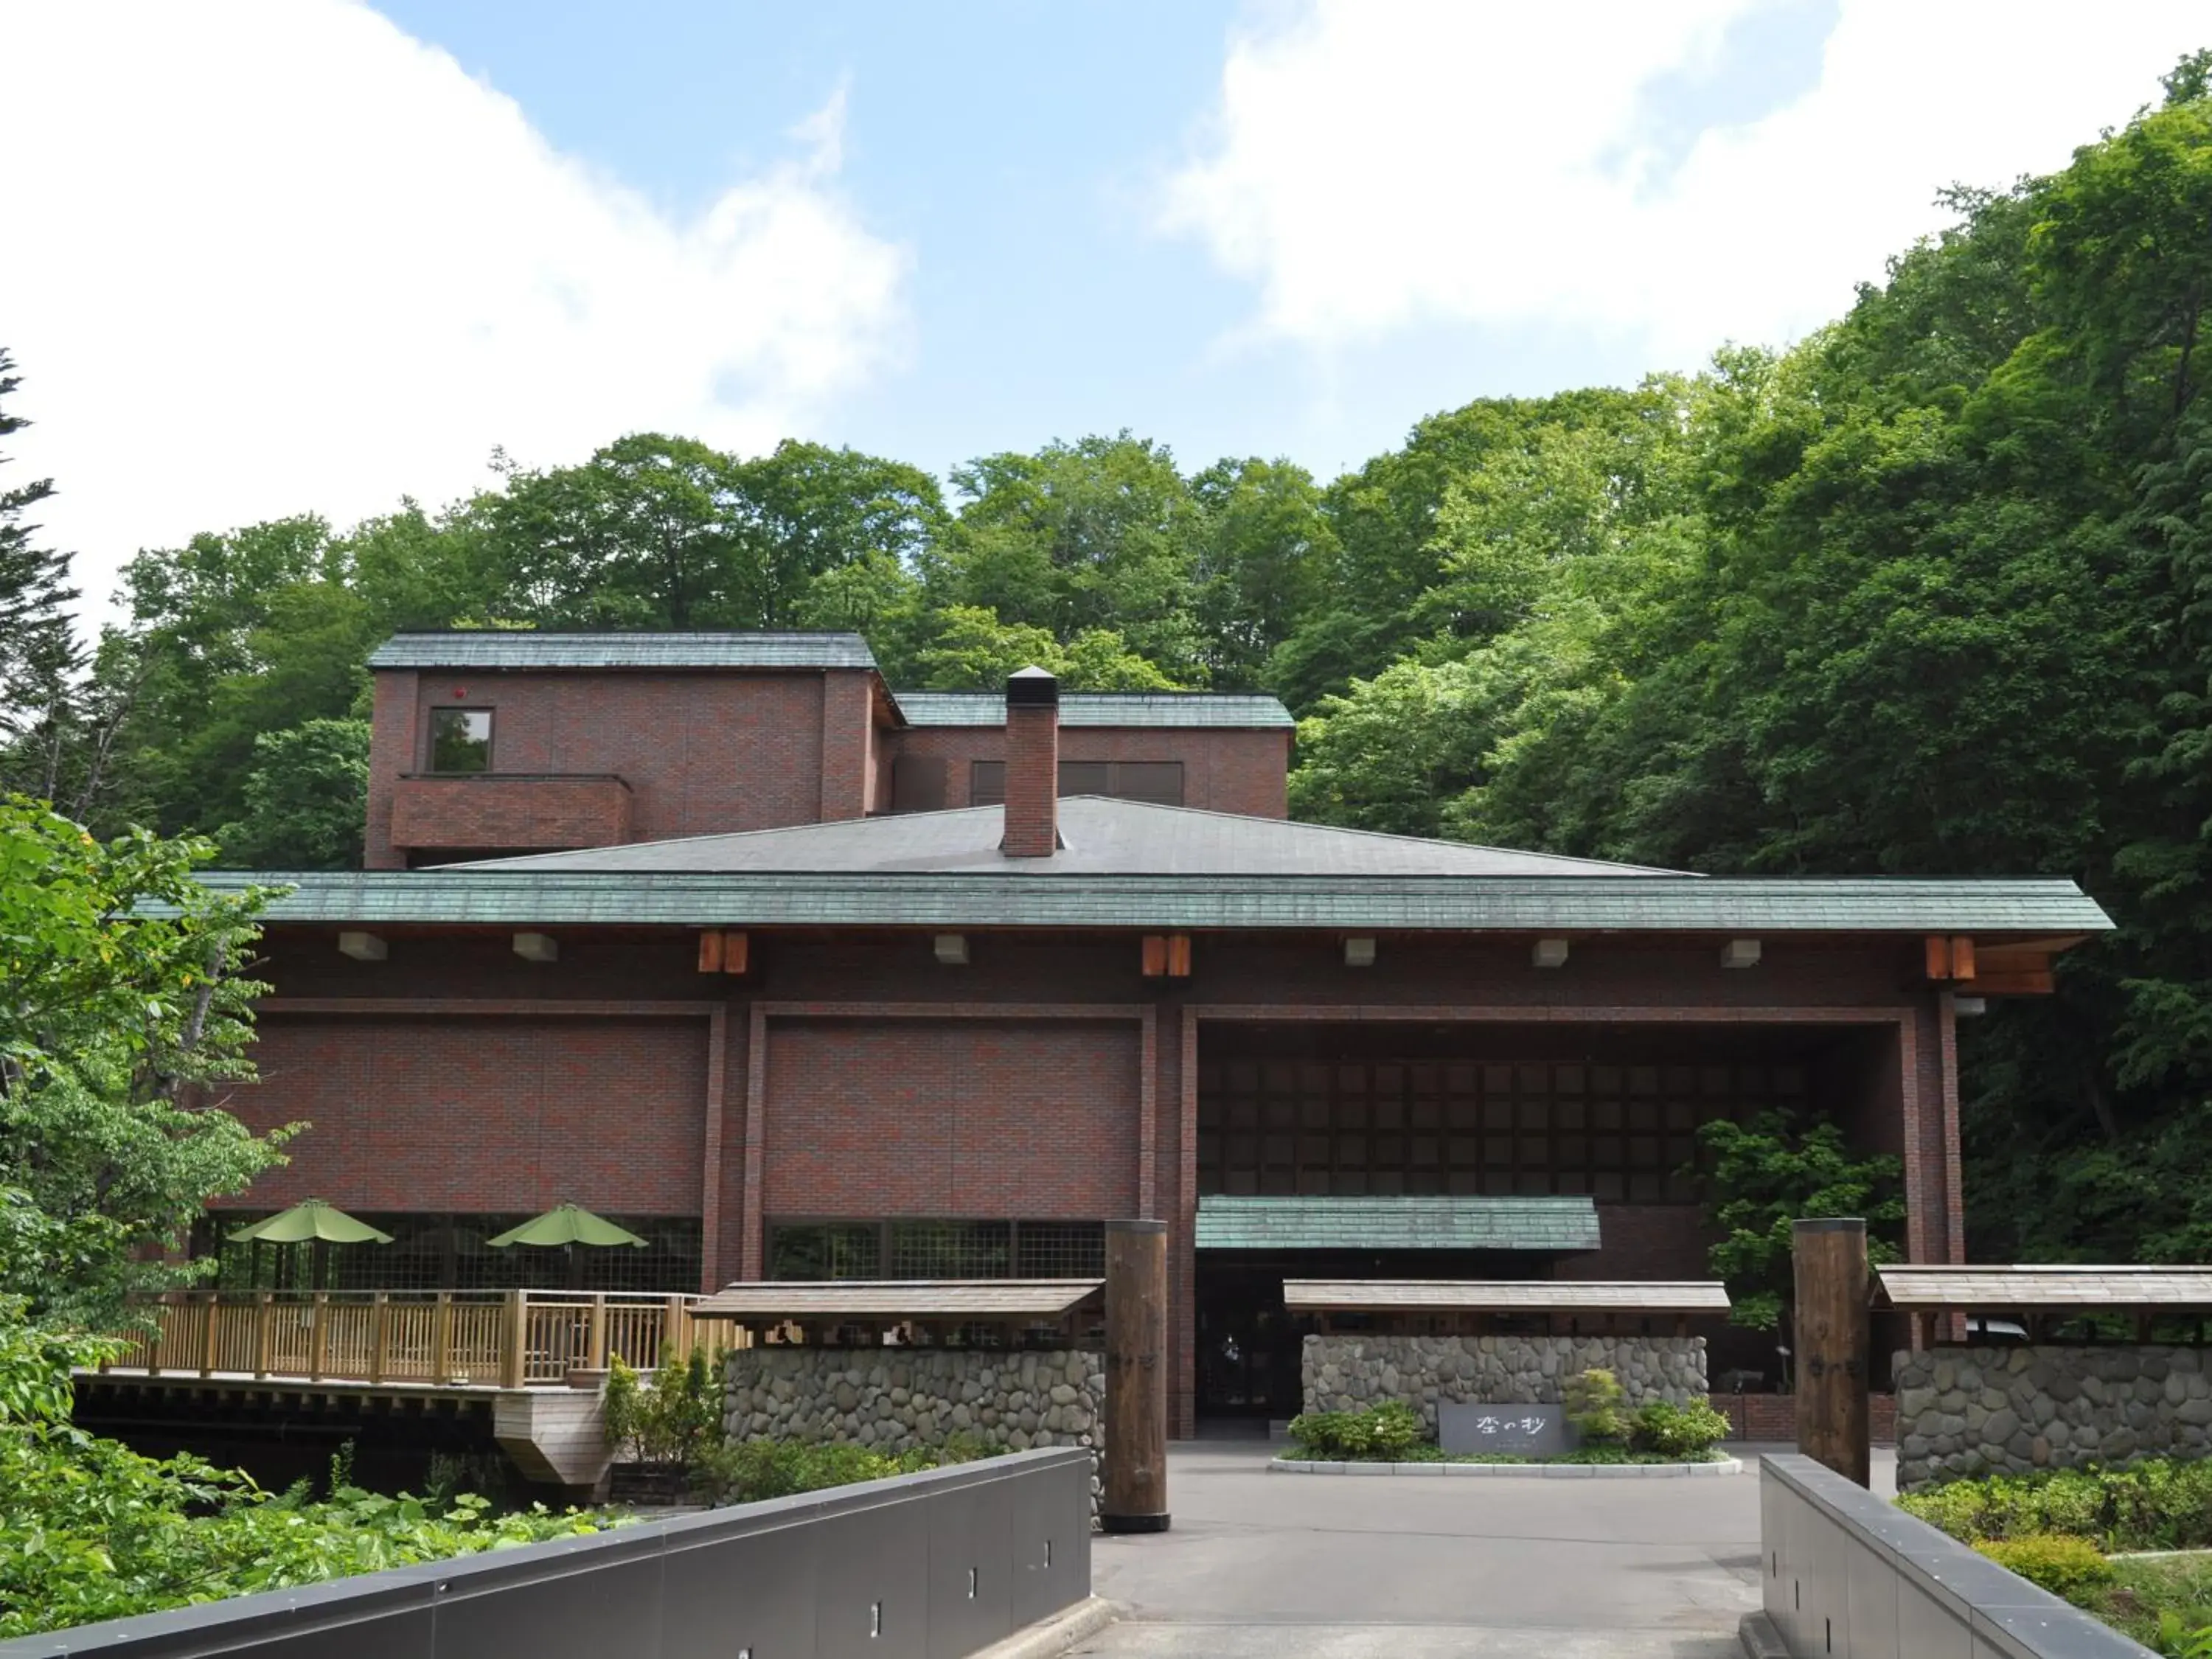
[3,55,2211,1267]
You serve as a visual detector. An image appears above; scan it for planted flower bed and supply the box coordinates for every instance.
[1899,1458,2212,1655]
[1277,1370,1734,1470]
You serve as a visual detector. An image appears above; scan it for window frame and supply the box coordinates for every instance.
[425,706,495,775]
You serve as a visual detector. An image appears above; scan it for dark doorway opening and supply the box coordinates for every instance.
[1194,1248,1545,1420]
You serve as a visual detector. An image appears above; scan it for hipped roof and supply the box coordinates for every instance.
[451,798,1671,879]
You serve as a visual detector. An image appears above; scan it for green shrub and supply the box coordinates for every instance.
[1901,1458,2212,1554]
[691,1438,997,1506]
[603,1348,723,1468]
[1973,1534,2114,1600]
[1285,1401,1427,1460]
[1630,1398,1732,1459]
[602,1355,646,1460]
[1562,1368,1628,1444]
[2156,1613,2212,1659]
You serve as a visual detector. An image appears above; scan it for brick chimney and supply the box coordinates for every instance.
[1001,666,1060,858]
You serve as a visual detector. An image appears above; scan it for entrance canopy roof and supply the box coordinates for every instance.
[1196,1195,1601,1253]
[693,1279,1103,1323]
[1874,1265,2212,1311]
[1283,1279,1729,1315]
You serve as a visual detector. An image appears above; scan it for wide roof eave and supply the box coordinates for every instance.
[187,869,2115,937]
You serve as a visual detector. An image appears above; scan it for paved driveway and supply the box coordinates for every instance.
[1077,1441,1879,1658]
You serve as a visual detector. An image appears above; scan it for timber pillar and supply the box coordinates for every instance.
[1792,1216,1871,1487]
[1101,1218,1170,1533]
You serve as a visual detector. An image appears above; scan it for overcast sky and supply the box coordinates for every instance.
[4,1,2207,616]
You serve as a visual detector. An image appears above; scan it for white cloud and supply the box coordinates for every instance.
[1162,1,2210,366]
[0,2,908,616]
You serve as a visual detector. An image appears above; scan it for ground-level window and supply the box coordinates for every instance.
[968,760,1183,807]
[767,1219,1106,1281]
[1196,1061,1809,1202]
[427,706,493,773]
[196,1211,702,1293]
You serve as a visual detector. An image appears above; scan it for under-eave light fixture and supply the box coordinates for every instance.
[512,931,559,963]
[1720,938,1762,970]
[1343,936,1377,968]
[1531,938,1571,969]
[933,933,970,965]
[337,931,387,961]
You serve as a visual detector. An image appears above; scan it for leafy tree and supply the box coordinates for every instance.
[928,434,1205,681]
[0,351,86,800]
[0,799,289,1328]
[1287,658,1493,838]
[911,605,1178,692]
[479,434,945,631]
[1694,1110,1905,1337]
[215,720,370,869]
[1189,456,1332,688]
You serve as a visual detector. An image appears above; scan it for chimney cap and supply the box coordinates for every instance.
[1005,665,1060,708]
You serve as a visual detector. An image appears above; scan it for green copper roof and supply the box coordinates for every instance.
[892,691,1295,729]
[367,631,878,671]
[195,869,2112,936]
[1196,1196,1601,1252]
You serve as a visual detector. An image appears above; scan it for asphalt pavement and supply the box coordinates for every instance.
[1075,1438,1893,1658]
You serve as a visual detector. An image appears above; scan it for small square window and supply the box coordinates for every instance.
[429,708,492,773]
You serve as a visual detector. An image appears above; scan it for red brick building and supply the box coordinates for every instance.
[206,631,2110,1433]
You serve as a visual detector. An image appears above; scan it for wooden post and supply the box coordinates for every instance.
[368,1293,389,1385]
[146,1294,168,1379]
[588,1293,608,1371]
[501,1289,527,1389]
[664,1294,689,1366]
[1101,1218,1170,1533]
[431,1291,453,1384]
[252,1292,274,1380]
[308,1291,330,1382]
[200,1293,220,1378]
[1793,1217,1871,1487]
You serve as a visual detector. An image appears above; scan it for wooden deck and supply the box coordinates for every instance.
[98,1288,711,1390]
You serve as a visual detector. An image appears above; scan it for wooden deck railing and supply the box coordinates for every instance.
[103,1290,723,1388]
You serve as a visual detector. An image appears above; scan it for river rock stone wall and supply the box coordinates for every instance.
[723,1346,1103,1509]
[1893,1345,2212,1492]
[1302,1335,1708,1433]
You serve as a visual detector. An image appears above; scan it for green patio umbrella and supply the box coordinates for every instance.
[229,1199,393,1290]
[229,1199,395,1246]
[487,1204,647,1250]
[487,1204,647,1289]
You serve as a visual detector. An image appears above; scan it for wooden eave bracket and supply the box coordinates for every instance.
[1141,933,1192,978]
[696,930,749,975]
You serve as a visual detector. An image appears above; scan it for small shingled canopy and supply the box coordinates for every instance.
[692,1279,1105,1346]
[1873,1263,2212,1345]
[1281,1279,1728,1336]
[228,1198,393,1291]
[1281,1280,1731,1315]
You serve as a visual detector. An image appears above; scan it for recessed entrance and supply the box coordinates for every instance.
[1194,1248,1547,1420]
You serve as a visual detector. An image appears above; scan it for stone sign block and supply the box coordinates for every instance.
[1439,1402,1571,1457]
